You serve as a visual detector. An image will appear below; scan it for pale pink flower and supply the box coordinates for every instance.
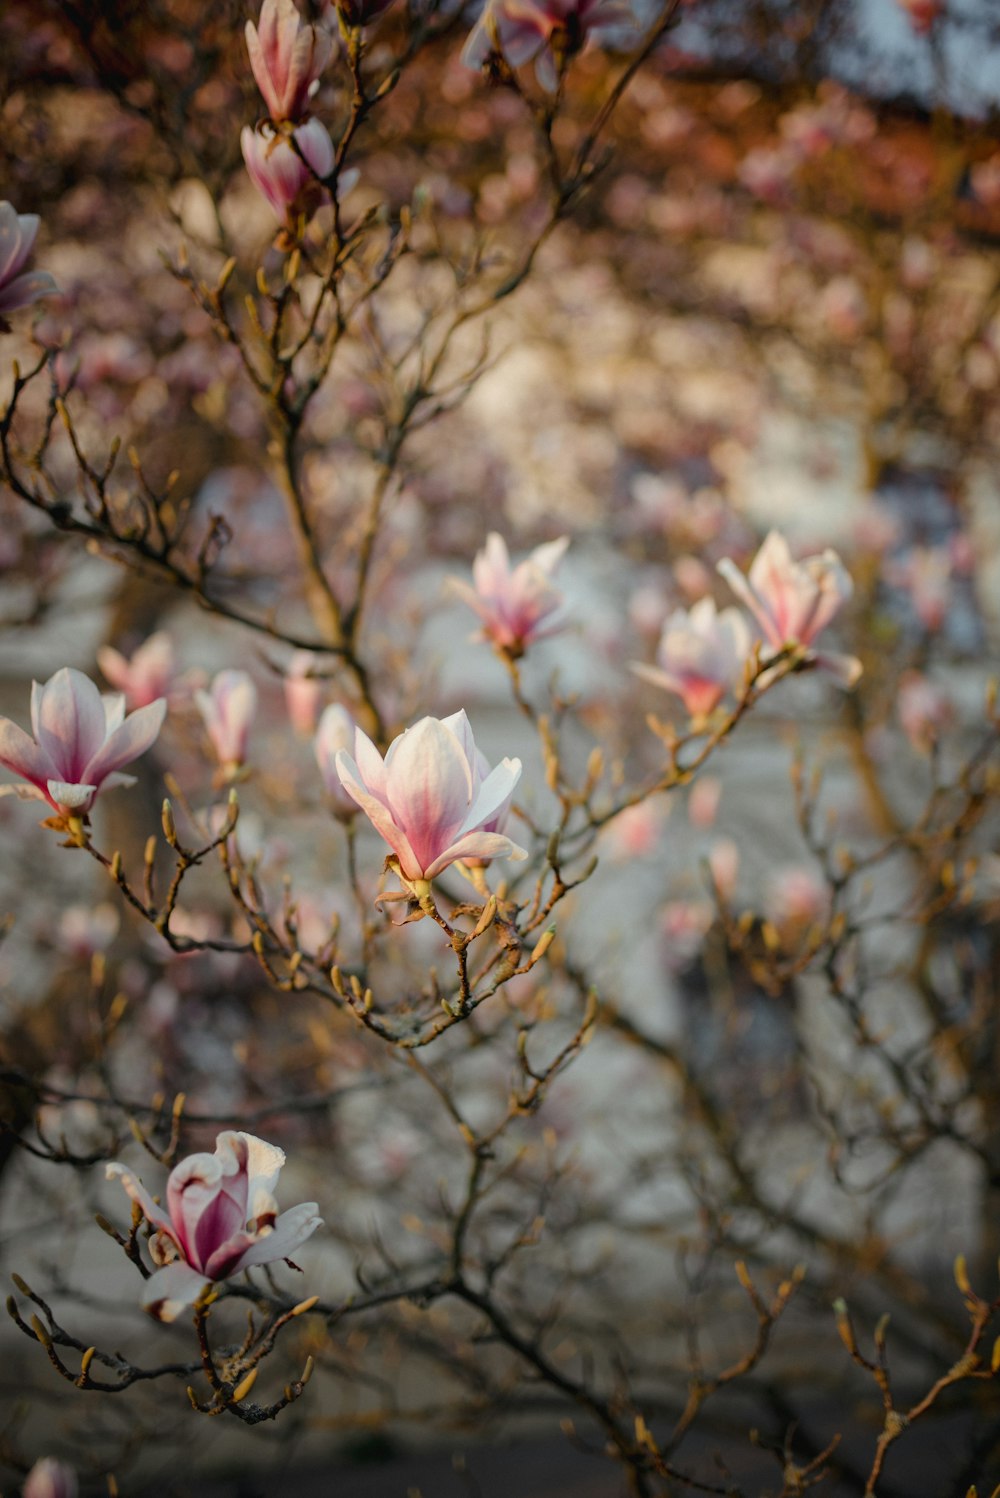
[897,671,954,751]
[717,531,861,686]
[766,865,829,932]
[285,650,326,737]
[707,838,740,901]
[315,702,358,816]
[688,775,721,829]
[463,0,635,91]
[0,667,165,817]
[631,598,752,718]
[246,0,332,123]
[196,670,257,773]
[241,118,335,225]
[107,1131,321,1323]
[334,710,526,886]
[449,532,569,658]
[600,800,666,861]
[0,203,60,331]
[98,631,175,711]
[22,1458,77,1498]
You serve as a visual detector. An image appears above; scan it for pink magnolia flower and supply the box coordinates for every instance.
[107,1131,321,1322]
[449,532,569,658]
[98,631,175,710]
[717,531,861,686]
[196,670,257,774]
[0,667,166,817]
[315,702,358,816]
[285,650,326,737]
[463,0,636,91]
[897,671,954,751]
[631,598,752,718]
[241,118,335,225]
[246,0,333,123]
[22,1459,77,1498]
[0,203,60,332]
[334,710,526,886]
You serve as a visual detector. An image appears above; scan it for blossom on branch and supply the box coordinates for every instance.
[717,531,861,686]
[23,1460,77,1498]
[285,650,326,737]
[631,598,751,718]
[107,1131,321,1322]
[0,202,60,332]
[463,0,637,91]
[196,670,257,776]
[246,0,333,124]
[241,118,335,227]
[449,532,569,658]
[334,710,526,887]
[0,668,165,818]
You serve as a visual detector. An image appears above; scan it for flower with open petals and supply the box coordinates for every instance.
[717,531,861,686]
[0,667,165,818]
[241,118,335,226]
[0,203,60,332]
[98,632,176,711]
[449,532,569,658]
[463,0,636,91]
[631,598,751,718]
[246,0,332,123]
[334,710,526,886]
[107,1131,321,1322]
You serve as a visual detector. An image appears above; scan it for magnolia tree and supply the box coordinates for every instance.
[0,0,999,1494]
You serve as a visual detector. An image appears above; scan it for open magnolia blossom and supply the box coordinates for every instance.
[334,710,526,886]
[107,1131,322,1322]
[0,667,165,817]
[0,202,60,331]
[717,531,862,686]
[196,669,257,774]
[631,598,752,718]
[246,0,332,124]
[463,0,636,90]
[449,532,569,658]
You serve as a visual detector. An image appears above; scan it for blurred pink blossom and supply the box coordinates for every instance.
[718,531,861,686]
[463,0,636,91]
[970,156,1000,210]
[196,670,257,775]
[98,632,176,710]
[688,775,721,829]
[449,532,569,658]
[707,837,739,901]
[335,710,526,886]
[897,671,954,750]
[0,202,60,331]
[0,668,165,817]
[284,650,326,736]
[766,865,829,932]
[107,1131,321,1322]
[246,0,332,123]
[22,1458,77,1498]
[631,598,752,718]
[315,702,358,816]
[241,118,335,225]
[600,801,666,861]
